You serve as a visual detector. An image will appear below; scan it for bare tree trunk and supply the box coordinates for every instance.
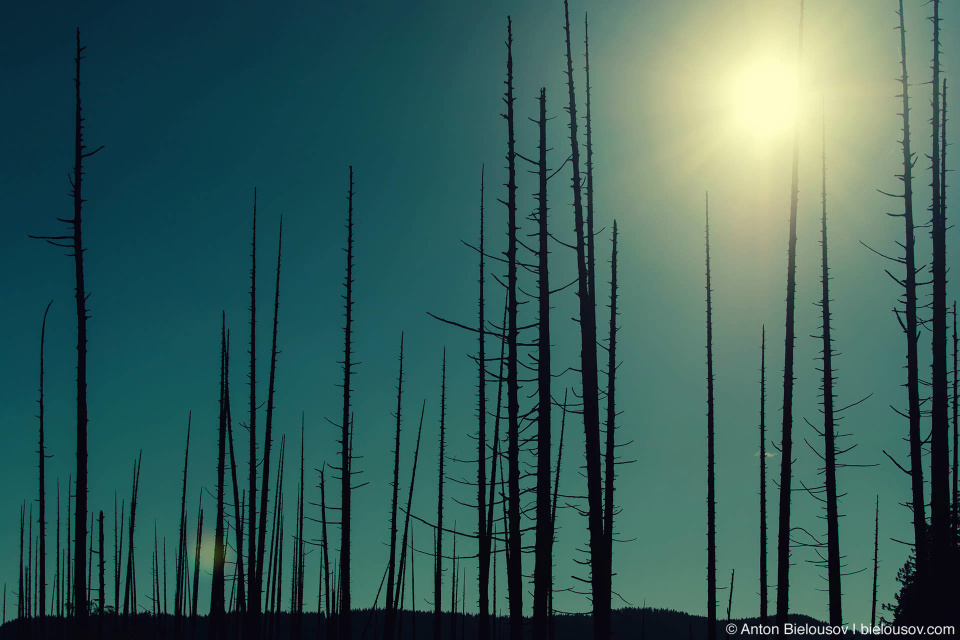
[561,3,606,636]
[98,511,104,618]
[705,195,717,640]
[893,0,927,586]
[871,496,879,627]
[123,452,143,618]
[501,18,524,640]
[339,168,356,640]
[549,391,568,640]
[115,495,122,621]
[175,414,192,636]
[38,301,52,625]
[532,86,553,640]
[321,467,332,640]
[384,334,404,640]
[247,188,260,633]
[476,164,491,640]
[819,114,842,625]
[928,1,950,613]
[191,504,203,639]
[395,400,426,632]
[602,221,619,636]
[776,2,804,628]
[257,216,284,634]
[224,331,247,615]
[759,328,768,625]
[211,314,228,638]
[435,351,448,640]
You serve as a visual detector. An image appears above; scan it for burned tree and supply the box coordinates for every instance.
[29,30,103,623]
[705,195,717,640]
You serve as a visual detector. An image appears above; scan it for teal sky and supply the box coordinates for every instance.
[1,0,958,629]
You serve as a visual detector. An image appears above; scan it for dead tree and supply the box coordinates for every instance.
[871,497,879,626]
[247,188,260,627]
[776,2,804,627]
[123,451,142,617]
[225,331,247,614]
[191,502,203,640]
[603,221,619,632]
[338,167,357,640]
[98,511,104,616]
[29,30,103,624]
[928,1,950,607]
[394,401,426,638]
[705,195,717,640]
[257,216,284,630]
[435,350,447,640]
[475,165,491,640]
[37,301,52,624]
[562,2,607,635]
[501,18,524,640]
[175,413,192,634]
[532,86,554,640]
[759,328,768,625]
[211,313,229,637]
[817,113,842,625]
[384,335,404,640]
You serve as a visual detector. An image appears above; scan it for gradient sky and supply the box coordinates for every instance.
[1,0,958,629]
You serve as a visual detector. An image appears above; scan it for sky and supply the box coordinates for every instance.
[1,0,958,630]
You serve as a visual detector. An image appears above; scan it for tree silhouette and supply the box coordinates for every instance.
[28,30,104,626]
[561,2,608,635]
[435,350,448,640]
[211,314,229,638]
[532,86,554,640]
[383,334,404,640]
[758,326,768,625]
[705,194,717,640]
[36,301,52,627]
[775,1,804,628]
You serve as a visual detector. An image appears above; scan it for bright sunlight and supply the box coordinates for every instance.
[728,58,798,142]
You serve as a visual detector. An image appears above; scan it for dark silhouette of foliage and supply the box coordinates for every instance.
[476,165,491,640]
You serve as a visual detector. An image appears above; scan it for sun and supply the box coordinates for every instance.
[728,58,798,142]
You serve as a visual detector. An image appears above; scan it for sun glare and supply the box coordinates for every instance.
[728,59,798,142]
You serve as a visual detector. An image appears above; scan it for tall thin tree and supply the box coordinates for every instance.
[175,413,192,632]
[384,334,404,640]
[247,187,260,627]
[603,220,619,634]
[562,2,607,635]
[759,327,768,624]
[818,111,842,625]
[776,1,804,627]
[475,163,491,640]
[29,30,103,624]
[211,313,229,637]
[705,194,717,640]
[871,497,879,627]
[257,216,284,629]
[532,86,553,640]
[928,1,950,606]
[435,350,447,640]
[37,301,52,625]
[339,167,356,640]
[501,18,524,640]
